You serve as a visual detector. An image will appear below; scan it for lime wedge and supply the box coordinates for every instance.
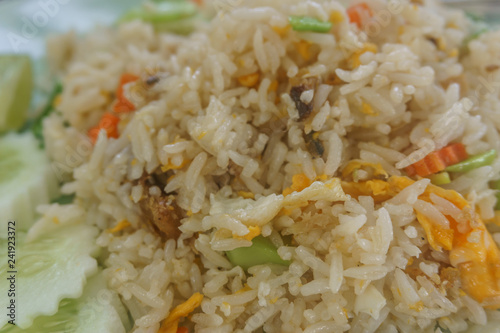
[0,55,33,132]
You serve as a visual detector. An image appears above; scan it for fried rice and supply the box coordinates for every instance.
[40,0,500,331]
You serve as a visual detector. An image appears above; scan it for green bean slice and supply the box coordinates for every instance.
[445,149,496,173]
[226,235,290,270]
[289,16,332,33]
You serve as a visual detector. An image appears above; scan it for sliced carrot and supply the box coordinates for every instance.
[441,143,468,165]
[426,151,447,174]
[88,112,120,144]
[113,73,139,113]
[346,3,372,28]
[177,327,189,333]
[405,143,468,177]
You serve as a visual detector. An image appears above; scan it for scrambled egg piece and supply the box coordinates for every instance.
[106,220,131,233]
[233,225,261,241]
[342,175,500,308]
[159,292,204,333]
[161,159,190,172]
[341,160,388,179]
[282,173,314,196]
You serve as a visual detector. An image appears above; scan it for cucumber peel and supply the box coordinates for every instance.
[0,223,99,329]
[0,55,33,132]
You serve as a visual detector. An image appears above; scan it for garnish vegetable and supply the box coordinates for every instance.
[0,132,59,236]
[405,143,468,177]
[445,149,497,173]
[0,223,98,329]
[288,16,332,33]
[0,55,33,132]
[226,235,291,270]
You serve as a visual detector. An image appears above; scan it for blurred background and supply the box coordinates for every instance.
[0,0,138,56]
[0,0,498,58]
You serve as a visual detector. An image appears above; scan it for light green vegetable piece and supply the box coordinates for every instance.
[428,172,451,186]
[0,55,32,132]
[226,235,291,270]
[119,1,199,34]
[0,223,99,329]
[445,149,496,173]
[0,132,59,238]
[289,16,332,33]
[0,272,131,333]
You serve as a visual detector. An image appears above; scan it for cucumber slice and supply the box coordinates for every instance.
[0,132,59,238]
[0,55,32,132]
[0,223,99,329]
[0,272,130,333]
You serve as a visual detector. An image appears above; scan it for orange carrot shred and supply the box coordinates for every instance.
[404,143,468,177]
[177,327,189,333]
[113,73,139,113]
[88,112,120,144]
[347,3,372,28]
[87,127,101,145]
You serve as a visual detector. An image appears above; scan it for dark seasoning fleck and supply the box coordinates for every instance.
[289,76,318,121]
[145,75,160,86]
[290,85,313,121]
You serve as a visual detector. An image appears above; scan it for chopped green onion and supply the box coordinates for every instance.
[428,172,451,186]
[445,149,496,173]
[226,235,290,270]
[289,16,332,33]
[0,55,33,132]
